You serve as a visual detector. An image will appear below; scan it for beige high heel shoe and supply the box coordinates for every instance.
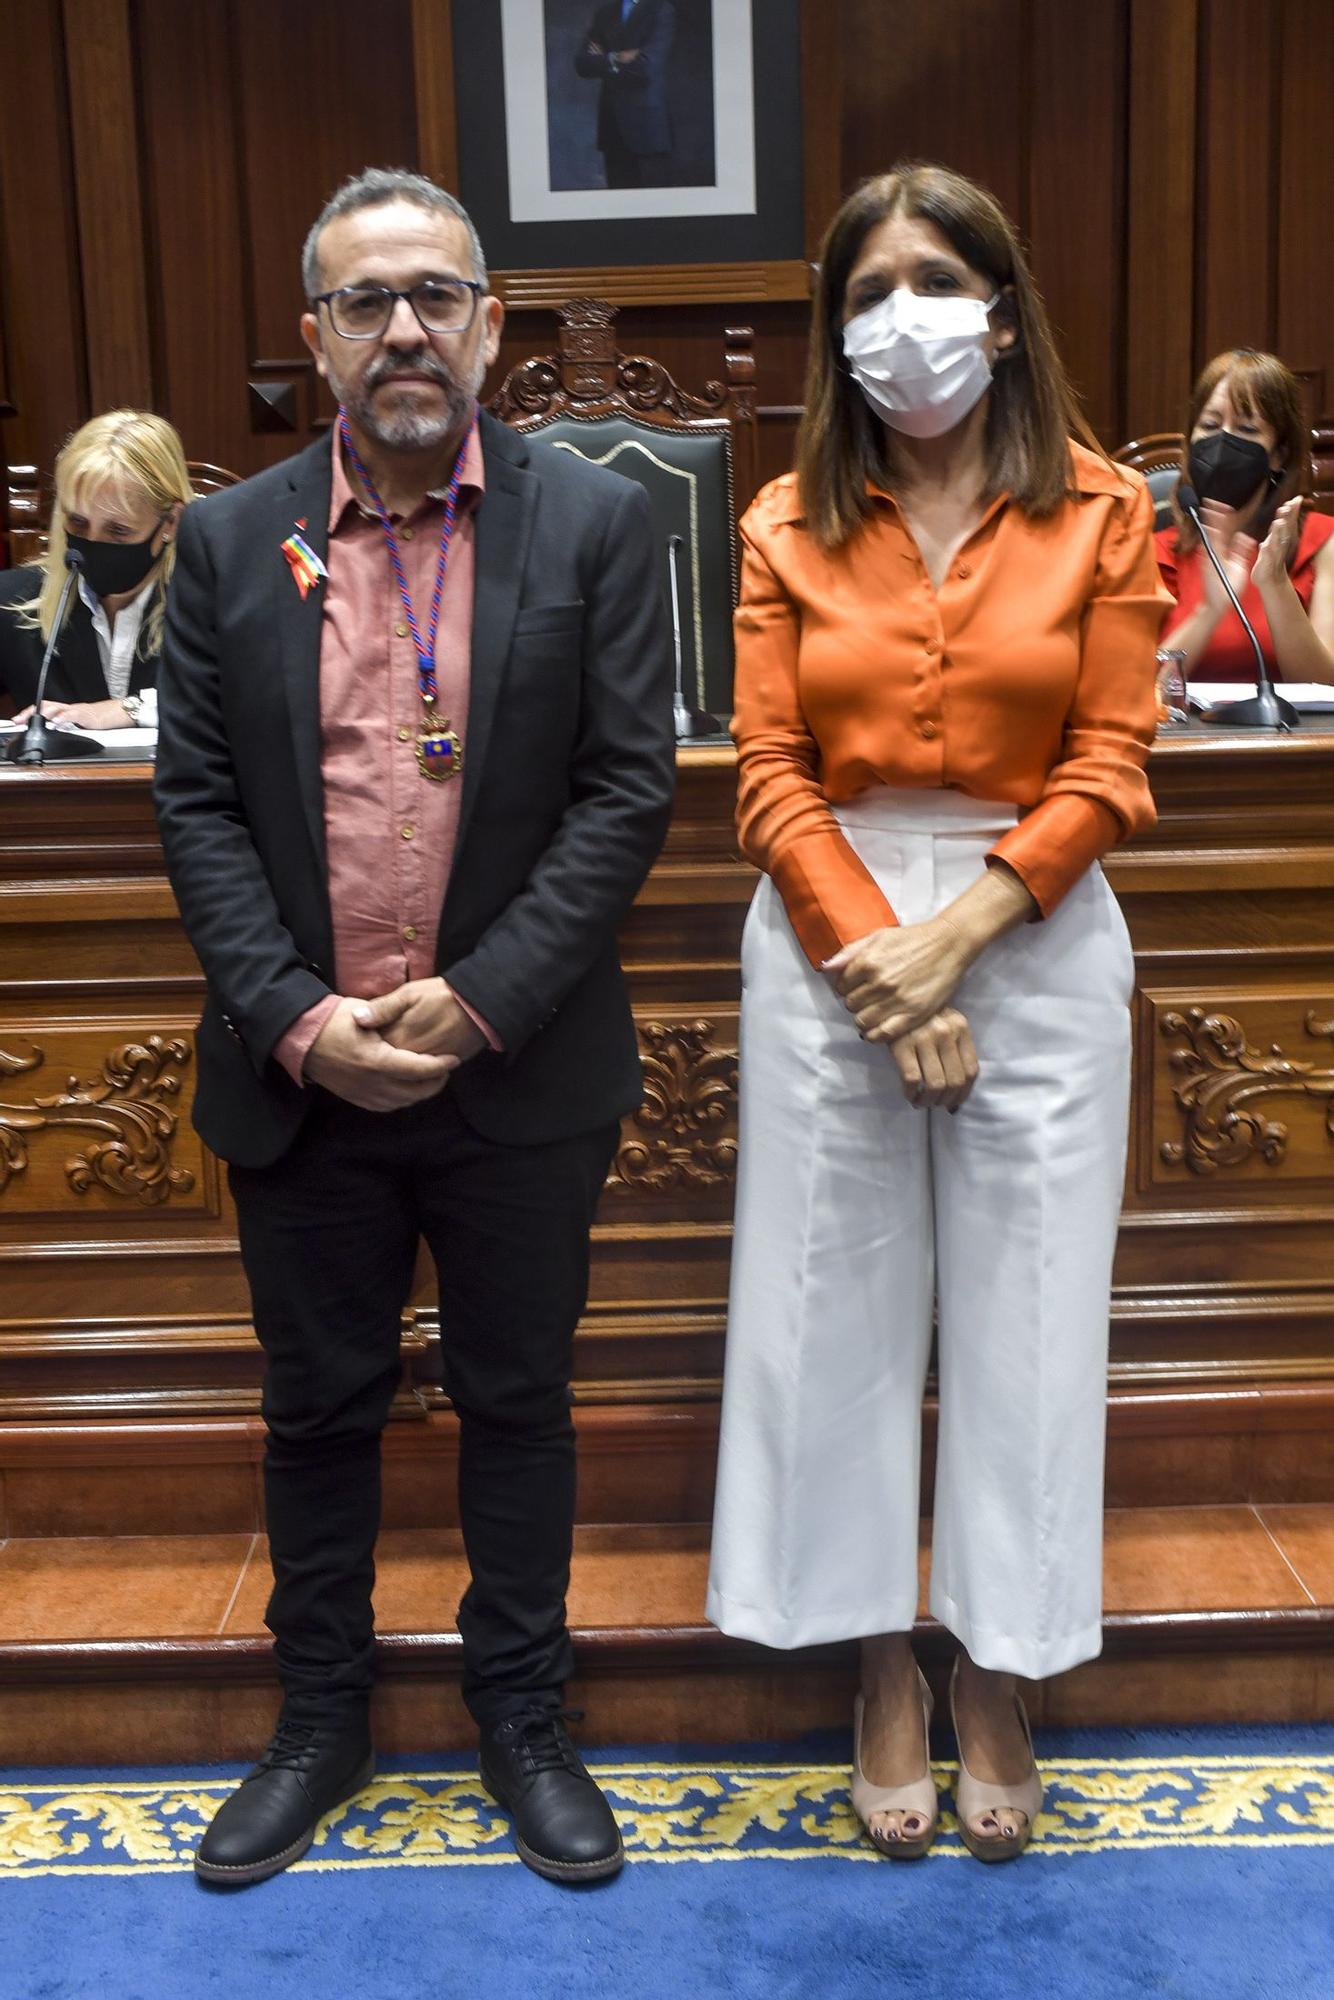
[949,1657,1043,1862]
[851,1666,939,1859]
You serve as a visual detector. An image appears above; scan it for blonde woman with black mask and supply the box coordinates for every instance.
[1,410,191,730]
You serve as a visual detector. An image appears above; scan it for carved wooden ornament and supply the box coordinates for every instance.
[608,1020,739,1195]
[1159,1006,1334,1175]
[0,1037,196,1206]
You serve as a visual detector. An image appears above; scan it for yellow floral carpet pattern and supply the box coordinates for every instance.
[4,1755,1334,1877]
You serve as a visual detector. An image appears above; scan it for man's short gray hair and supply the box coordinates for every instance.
[301,168,488,300]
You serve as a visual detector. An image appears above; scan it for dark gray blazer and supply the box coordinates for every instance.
[153,411,675,1168]
[0,564,160,711]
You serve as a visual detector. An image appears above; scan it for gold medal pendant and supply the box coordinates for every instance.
[416,710,463,782]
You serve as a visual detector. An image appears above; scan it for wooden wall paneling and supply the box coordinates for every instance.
[1275,0,1334,417]
[60,0,153,413]
[1028,0,1128,443]
[799,0,842,259]
[133,0,254,477]
[839,0,1132,439]
[840,0,1028,227]
[1195,0,1282,367]
[1124,0,1198,439]
[412,0,459,192]
[230,0,420,458]
[0,0,87,473]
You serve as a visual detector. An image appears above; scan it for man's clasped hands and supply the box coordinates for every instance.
[304,978,488,1112]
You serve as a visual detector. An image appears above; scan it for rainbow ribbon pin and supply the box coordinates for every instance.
[280,530,327,600]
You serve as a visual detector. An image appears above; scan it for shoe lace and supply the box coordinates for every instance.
[254,1719,324,1775]
[496,1708,587,1780]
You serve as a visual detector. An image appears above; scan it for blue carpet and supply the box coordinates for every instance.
[5,1728,1334,1999]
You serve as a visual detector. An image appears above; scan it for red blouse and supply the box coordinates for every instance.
[1155,511,1334,681]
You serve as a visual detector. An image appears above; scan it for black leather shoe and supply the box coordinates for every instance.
[480,1709,623,1883]
[194,1715,375,1887]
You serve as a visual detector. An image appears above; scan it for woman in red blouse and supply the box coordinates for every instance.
[1156,349,1334,683]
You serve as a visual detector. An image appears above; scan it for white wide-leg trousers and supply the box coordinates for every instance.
[706,788,1136,1680]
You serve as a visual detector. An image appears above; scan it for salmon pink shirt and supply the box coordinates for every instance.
[730,443,1171,967]
[1155,511,1334,681]
[274,420,498,1082]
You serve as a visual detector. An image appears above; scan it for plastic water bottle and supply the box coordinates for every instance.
[1155,648,1190,728]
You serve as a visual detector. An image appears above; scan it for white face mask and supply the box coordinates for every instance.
[842,288,1000,439]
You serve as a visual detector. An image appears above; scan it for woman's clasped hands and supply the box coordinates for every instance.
[824,918,978,1111]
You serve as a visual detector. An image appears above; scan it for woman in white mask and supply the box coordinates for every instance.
[707,165,1169,1862]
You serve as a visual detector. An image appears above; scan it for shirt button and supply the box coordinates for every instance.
[397,726,412,742]
[401,527,414,541]
[924,639,939,656]
[401,824,415,841]
[395,623,409,638]
[920,720,939,740]
[402,925,417,942]
[957,563,972,579]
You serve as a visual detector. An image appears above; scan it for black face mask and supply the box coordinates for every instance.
[1187,430,1274,511]
[65,525,163,600]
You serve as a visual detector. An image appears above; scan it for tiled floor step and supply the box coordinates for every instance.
[5,1382,1334,1542]
[2,1510,1334,1763]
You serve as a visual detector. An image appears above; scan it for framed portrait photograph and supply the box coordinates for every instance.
[512,0,753,221]
[440,0,808,303]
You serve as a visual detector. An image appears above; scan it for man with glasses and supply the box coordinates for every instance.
[154,167,674,1888]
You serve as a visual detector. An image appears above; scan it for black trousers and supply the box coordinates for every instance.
[601,128,672,188]
[228,1087,618,1730]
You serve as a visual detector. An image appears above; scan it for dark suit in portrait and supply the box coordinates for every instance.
[574,0,677,188]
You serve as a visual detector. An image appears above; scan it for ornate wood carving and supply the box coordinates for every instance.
[607,1020,738,1196]
[0,1037,196,1206]
[1159,1007,1334,1176]
[491,297,754,429]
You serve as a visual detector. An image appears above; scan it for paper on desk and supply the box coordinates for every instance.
[0,722,158,749]
[1192,682,1334,712]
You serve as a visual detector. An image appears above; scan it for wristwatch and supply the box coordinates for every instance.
[120,694,146,725]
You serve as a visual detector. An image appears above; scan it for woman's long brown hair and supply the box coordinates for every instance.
[797,162,1107,551]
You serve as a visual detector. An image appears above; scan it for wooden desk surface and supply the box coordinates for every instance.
[1,731,1332,1419]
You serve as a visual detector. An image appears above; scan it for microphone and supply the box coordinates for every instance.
[1178,483,1299,732]
[5,548,105,765]
[666,533,720,741]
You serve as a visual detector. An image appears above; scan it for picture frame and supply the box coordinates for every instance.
[412,0,829,307]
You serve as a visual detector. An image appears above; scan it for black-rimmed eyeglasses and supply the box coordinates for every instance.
[312,280,486,340]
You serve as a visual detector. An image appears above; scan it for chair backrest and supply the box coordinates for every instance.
[489,298,756,724]
[3,460,243,568]
[1110,433,1185,531]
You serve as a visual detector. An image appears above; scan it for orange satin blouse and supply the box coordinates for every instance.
[730,442,1171,966]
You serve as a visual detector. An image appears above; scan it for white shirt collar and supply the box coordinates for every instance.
[78,573,157,700]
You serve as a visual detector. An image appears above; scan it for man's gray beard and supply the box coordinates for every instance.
[337,352,485,451]
[349,384,470,450]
